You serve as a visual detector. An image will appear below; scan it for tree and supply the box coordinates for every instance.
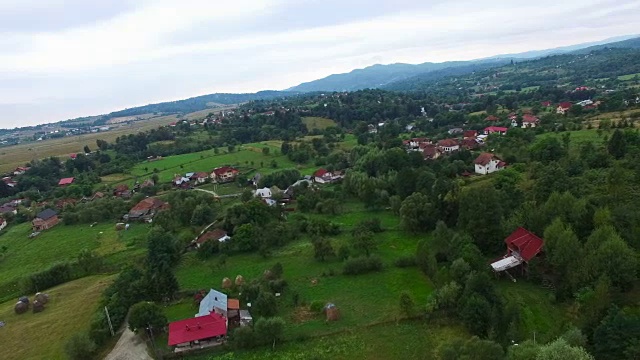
[64,332,97,360]
[262,147,270,155]
[351,229,376,256]
[254,317,285,346]
[593,306,640,360]
[83,145,91,154]
[460,294,493,337]
[538,338,594,360]
[399,291,415,317]
[457,185,503,254]
[437,336,504,360]
[253,290,278,318]
[400,192,436,232]
[312,237,335,262]
[128,302,167,333]
[607,129,627,159]
[530,137,567,163]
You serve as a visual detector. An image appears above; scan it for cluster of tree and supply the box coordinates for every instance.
[62,197,130,225]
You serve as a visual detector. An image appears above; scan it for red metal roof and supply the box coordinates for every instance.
[58,177,75,186]
[437,139,458,147]
[558,102,572,109]
[522,114,539,123]
[314,168,328,177]
[212,166,239,176]
[485,115,499,121]
[168,313,227,346]
[505,227,544,262]
[485,126,508,132]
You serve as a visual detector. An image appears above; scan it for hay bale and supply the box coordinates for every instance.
[14,301,29,314]
[115,223,126,231]
[18,296,29,304]
[35,292,49,305]
[32,300,45,313]
[222,277,232,289]
[326,307,340,321]
[235,275,245,286]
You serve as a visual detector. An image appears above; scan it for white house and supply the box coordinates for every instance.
[437,139,459,153]
[0,218,7,231]
[474,153,505,175]
[255,187,272,198]
[521,115,540,128]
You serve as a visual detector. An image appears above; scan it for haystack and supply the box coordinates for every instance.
[14,301,29,314]
[263,269,273,280]
[235,275,245,286]
[324,303,340,321]
[222,277,232,289]
[32,300,45,313]
[115,223,126,231]
[35,292,49,305]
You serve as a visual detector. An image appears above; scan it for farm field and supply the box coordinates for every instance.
[0,221,149,302]
[536,128,606,151]
[0,275,114,360]
[618,73,640,81]
[302,117,337,131]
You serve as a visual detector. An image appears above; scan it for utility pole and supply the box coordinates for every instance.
[105,306,115,336]
[148,323,161,359]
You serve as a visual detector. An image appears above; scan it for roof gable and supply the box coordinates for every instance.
[197,289,228,317]
[505,227,544,262]
[36,208,58,220]
[168,312,227,346]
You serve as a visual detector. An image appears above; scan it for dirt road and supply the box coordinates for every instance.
[104,327,152,360]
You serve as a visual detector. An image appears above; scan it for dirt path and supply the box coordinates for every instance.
[104,327,153,360]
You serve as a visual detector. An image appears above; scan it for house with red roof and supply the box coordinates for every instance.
[541,101,552,107]
[126,197,169,222]
[422,144,441,160]
[463,130,478,139]
[556,102,573,115]
[210,166,239,183]
[474,153,504,175]
[190,172,210,185]
[13,167,29,176]
[484,126,508,135]
[58,177,75,187]
[490,227,544,273]
[193,229,230,249]
[521,114,540,128]
[313,168,332,183]
[485,115,499,122]
[461,138,480,150]
[437,139,459,153]
[168,312,227,349]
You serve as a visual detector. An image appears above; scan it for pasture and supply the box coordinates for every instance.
[0,222,149,302]
[536,129,606,151]
[0,275,114,360]
[618,73,640,81]
[302,117,337,131]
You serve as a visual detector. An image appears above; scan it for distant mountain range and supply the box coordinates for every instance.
[287,35,640,93]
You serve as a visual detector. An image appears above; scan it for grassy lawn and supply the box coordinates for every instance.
[0,275,114,360]
[536,129,607,152]
[302,117,337,131]
[185,321,467,360]
[618,73,640,81]
[173,205,433,342]
[0,222,149,302]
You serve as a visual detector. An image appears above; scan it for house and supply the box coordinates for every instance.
[255,187,272,198]
[556,102,573,115]
[239,310,253,327]
[173,176,190,188]
[422,144,441,160]
[507,112,517,121]
[126,198,169,222]
[0,204,17,215]
[314,168,332,183]
[58,177,75,187]
[55,198,77,209]
[541,101,552,107]
[474,153,505,175]
[577,99,593,107]
[0,218,6,231]
[190,172,210,185]
[521,114,540,128]
[210,166,239,183]
[140,179,155,188]
[113,184,131,198]
[197,289,228,318]
[194,229,230,248]
[32,209,60,231]
[484,126,508,135]
[490,227,544,272]
[437,139,459,153]
[485,115,499,122]
[448,128,464,135]
[463,130,478,139]
[168,312,227,348]
[13,167,29,176]
[461,138,480,150]
[367,124,377,134]
[69,153,77,160]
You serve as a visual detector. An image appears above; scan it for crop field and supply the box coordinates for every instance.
[618,73,640,81]
[0,275,114,360]
[0,222,149,302]
[302,117,337,131]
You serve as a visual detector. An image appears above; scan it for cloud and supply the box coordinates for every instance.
[1,0,639,128]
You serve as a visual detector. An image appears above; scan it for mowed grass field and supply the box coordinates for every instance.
[171,202,433,343]
[302,117,337,131]
[536,129,606,151]
[0,222,149,302]
[0,275,114,360]
[129,141,320,184]
[618,73,640,81]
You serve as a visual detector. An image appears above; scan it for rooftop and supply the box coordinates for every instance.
[168,312,227,346]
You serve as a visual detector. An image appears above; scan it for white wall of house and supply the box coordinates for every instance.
[475,159,502,175]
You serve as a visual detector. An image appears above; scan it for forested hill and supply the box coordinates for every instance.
[105,90,302,118]
[384,47,640,93]
[287,59,508,92]
[286,36,640,93]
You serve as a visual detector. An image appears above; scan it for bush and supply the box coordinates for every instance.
[343,256,383,275]
[128,301,167,333]
[230,326,257,349]
[64,332,97,360]
[394,255,417,268]
[24,262,73,293]
[309,300,324,313]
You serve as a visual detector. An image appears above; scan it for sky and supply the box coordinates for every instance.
[1,0,640,129]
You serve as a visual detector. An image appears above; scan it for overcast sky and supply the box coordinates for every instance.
[1,0,640,129]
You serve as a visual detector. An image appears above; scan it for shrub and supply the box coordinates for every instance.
[128,301,167,333]
[24,262,73,293]
[394,255,417,268]
[64,332,97,360]
[230,326,257,349]
[343,256,383,275]
[309,300,324,313]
